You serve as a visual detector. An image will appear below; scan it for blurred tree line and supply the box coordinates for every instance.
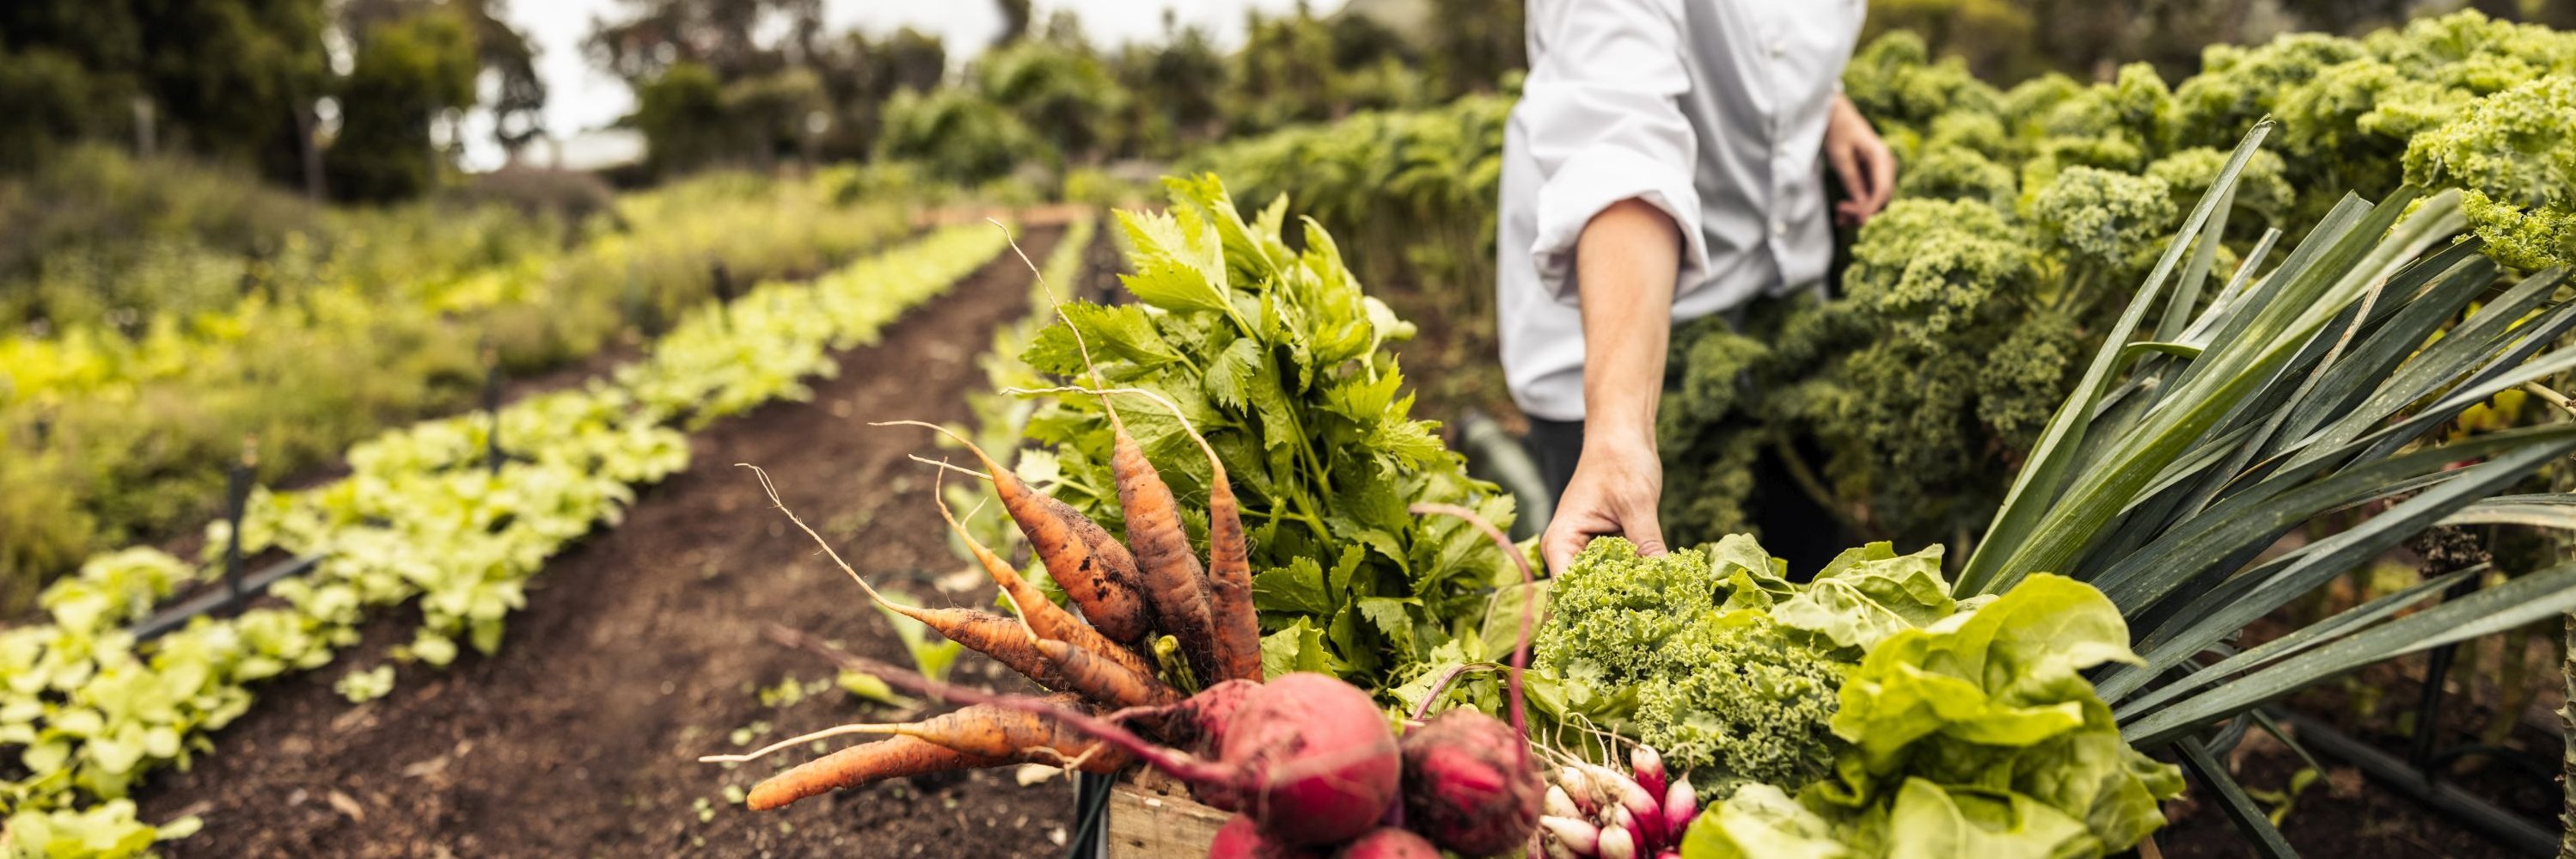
[0,0,545,202]
[597,0,1528,184]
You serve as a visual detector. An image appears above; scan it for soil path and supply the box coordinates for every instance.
[138,227,1080,858]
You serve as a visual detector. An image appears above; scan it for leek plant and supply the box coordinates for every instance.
[1959,120,2576,853]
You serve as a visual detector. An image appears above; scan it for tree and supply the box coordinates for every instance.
[1424,0,1526,94]
[976,32,1127,163]
[993,0,1032,46]
[630,61,731,174]
[587,0,824,83]
[324,9,480,202]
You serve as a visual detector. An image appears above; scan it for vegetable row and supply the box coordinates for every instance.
[0,224,1007,856]
[0,171,912,609]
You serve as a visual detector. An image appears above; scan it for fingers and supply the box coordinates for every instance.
[1625,511,1667,557]
[1827,140,1863,218]
[1864,139,1898,214]
[1540,521,1583,578]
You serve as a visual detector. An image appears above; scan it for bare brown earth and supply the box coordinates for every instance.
[137,227,1082,858]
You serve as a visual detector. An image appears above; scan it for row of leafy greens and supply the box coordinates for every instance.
[1,225,1008,856]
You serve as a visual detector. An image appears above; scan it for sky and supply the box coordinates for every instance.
[458,0,1347,169]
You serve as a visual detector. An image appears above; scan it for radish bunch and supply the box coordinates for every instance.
[1536,746,1699,859]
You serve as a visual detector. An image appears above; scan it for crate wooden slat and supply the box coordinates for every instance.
[1107,770,1228,858]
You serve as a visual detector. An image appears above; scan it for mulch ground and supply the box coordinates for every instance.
[138,227,1081,858]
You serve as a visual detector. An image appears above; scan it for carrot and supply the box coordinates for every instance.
[744,736,1003,810]
[1202,474,1261,683]
[1109,421,1225,683]
[1037,637,1184,709]
[1010,385,1262,683]
[927,467,1161,684]
[1038,492,1150,623]
[805,700,1131,767]
[737,464,1072,692]
[878,420,1153,643]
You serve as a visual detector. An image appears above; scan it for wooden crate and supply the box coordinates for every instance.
[1106,770,1228,858]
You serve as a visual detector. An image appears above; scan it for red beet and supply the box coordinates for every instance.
[1214,672,1404,847]
[1333,828,1441,859]
[1208,814,1321,859]
[1397,709,1543,856]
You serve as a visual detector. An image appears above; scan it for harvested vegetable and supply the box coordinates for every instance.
[1398,709,1542,856]
[744,736,1003,811]
[884,419,1153,643]
[1332,829,1440,859]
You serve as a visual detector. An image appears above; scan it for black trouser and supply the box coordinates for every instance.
[1525,416,1587,511]
[1521,415,1847,578]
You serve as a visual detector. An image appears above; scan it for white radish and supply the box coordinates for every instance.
[1545,785,1583,820]
[1578,762,1664,849]
[1598,824,1637,859]
[1557,765,1606,815]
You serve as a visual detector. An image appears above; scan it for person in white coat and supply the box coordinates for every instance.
[1498,0,1897,573]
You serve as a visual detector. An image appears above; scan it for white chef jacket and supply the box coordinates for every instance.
[1496,0,1866,421]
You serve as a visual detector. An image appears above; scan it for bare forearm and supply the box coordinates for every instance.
[1575,199,1681,445]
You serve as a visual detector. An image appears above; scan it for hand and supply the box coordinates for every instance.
[1825,94,1896,228]
[1541,430,1667,575]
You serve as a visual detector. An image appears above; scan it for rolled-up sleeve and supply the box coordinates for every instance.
[1520,0,1710,304]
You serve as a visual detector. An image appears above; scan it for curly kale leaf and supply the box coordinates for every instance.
[1976,311,2084,451]
[2145,146,2294,230]
[2404,75,2576,270]
[1535,537,1732,684]
[1897,145,2017,214]
[1843,199,2038,344]
[2032,166,2177,277]
[1539,537,1848,792]
[1633,617,1845,793]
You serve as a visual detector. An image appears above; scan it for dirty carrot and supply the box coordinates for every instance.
[1036,637,1185,709]
[927,467,1162,683]
[744,736,1004,810]
[1009,385,1260,684]
[877,420,1153,644]
[780,700,1124,766]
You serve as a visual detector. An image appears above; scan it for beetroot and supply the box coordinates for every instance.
[1208,814,1320,859]
[1211,672,1404,847]
[1332,828,1441,859]
[1396,709,1543,856]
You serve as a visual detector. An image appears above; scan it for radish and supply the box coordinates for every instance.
[1662,778,1700,834]
[1630,745,1667,801]
[1557,766,1606,815]
[1576,762,1664,849]
[1598,824,1637,859]
[1540,816,1600,855]
[1333,828,1441,859]
[1545,785,1582,819]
